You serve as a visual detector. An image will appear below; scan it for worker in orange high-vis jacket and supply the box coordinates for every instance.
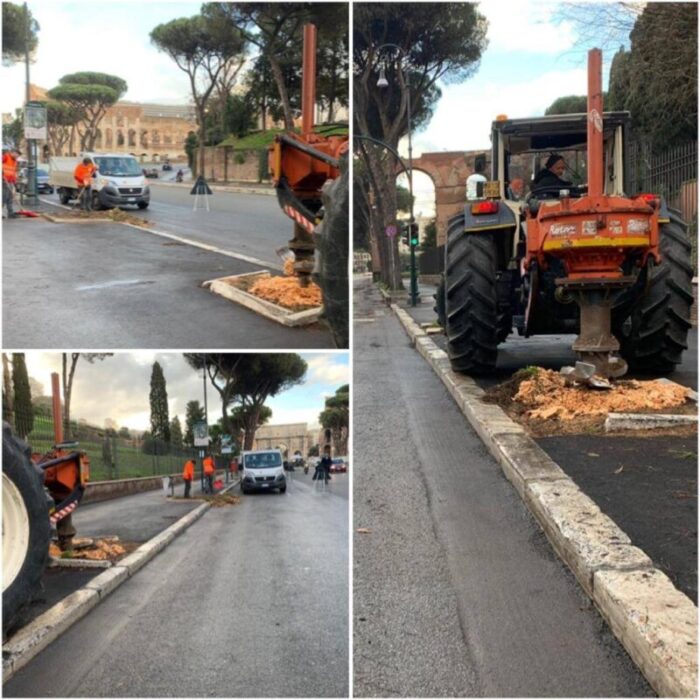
[73,157,96,211]
[2,147,19,219]
[203,454,216,494]
[182,458,195,498]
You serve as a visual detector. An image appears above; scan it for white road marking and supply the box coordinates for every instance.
[38,197,282,271]
[76,279,152,291]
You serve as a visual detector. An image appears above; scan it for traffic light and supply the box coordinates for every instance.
[409,222,419,247]
[402,223,410,246]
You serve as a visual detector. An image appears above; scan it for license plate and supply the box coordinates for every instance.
[128,198,136,202]
[261,483,269,488]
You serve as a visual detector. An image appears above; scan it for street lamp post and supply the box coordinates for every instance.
[375,43,420,306]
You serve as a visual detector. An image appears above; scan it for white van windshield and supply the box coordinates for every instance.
[244,452,282,469]
[94,157,142,177]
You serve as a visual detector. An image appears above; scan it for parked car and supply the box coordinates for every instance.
[144,168,159,178]
[17,167,54,194]
[162,162,172,171]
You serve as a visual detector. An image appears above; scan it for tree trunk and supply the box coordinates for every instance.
[268,55,295,131]
[198,105,206,179]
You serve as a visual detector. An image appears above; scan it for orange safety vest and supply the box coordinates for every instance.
[203,456,216,475]
[3,153,17,184]
[74,162,95,187]
[182,460,195,480]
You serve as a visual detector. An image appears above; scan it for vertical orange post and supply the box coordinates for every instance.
[301,23,317,136]
[587,48,604,198]
[51,372,63,444]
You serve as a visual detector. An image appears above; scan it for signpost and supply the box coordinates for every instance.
[193,421,209,447]
[23,101,46,203]
[385,224,397,238]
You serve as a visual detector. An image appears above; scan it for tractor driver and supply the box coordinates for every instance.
[531,154,572,194]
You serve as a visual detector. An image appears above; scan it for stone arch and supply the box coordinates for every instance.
[164,132,172,145]
[105,128,113,148]
[117,129,125,147]
[151,129,161,146]
[94,129,103,149]
[398,150,488,246]
[128,129,136,147]
[140,130,149,148]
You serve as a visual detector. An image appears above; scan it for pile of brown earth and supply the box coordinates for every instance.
[49,536,136,562]
[248,259,322,311]
[485,368,695,436]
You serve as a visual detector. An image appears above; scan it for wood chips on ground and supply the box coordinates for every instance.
[49,536,133,561]
[249,273,322,311]
[206,493,241,507]
[484,368,696,437]
[44,209,150,227]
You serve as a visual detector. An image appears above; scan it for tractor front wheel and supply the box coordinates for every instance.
[445,215,500,374]
[2,424,50,637]
[617,211,694,373]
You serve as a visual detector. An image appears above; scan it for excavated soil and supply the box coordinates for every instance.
[50,536,139,562]
[204,493,241,507]
[484,368,697,437]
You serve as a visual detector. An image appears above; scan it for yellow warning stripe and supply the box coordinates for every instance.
[543,236,650,251]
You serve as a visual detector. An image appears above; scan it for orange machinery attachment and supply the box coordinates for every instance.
[523,48,661,378]
[31,372,89,548]
[268,23,349,286]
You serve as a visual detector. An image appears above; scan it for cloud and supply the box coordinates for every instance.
[412,65,587,154]
[481,1,577,55]
[303,354,350,386]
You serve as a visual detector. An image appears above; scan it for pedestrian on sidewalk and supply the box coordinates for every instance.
[73,157,96,211]
[2,147,19,219]
[182,458,195,498]
[203,454,216,494]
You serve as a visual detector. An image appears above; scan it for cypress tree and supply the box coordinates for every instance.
[149,361,170,443]
[12,353,34,439]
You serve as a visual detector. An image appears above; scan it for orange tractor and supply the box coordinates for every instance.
[438,49,693,384]
[3,373,89,635]
[268,23,349,347]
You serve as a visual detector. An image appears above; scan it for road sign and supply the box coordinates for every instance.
[24,102,47,140]
[385,224,397,238]
[190,175,212,195]
[222,446,233,455]
[193,420,209,447]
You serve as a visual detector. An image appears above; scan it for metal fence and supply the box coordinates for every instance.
[16,412,208,482]
[628,139,698,269]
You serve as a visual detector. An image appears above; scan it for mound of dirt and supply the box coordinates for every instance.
[484,368,695,436]
[206,493,241,507]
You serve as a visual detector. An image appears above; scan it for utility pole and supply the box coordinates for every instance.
[23,2,36,204]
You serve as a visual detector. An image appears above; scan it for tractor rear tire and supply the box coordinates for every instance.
[2,424,50,637]
[617,211,694,373]
[445,215,499,374]
[314,155,348,349]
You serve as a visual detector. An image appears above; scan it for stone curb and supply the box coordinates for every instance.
[390,302,698,698]
[605,413,698,432]
[1,489,225,682]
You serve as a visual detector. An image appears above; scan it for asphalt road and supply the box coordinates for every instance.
[40,181,285,269]
[352,277,651,697]
[2,216,332,348]
[4,478,349,698]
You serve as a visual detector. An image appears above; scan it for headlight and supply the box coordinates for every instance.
[276,473,285,480]
[143,185,150,194]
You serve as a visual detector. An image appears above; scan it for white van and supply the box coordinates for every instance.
[240,449,286,494]
[49,152,150,210]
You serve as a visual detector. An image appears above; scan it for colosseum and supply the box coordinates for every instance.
[30,84,197,162]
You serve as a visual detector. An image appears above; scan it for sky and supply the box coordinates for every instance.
[20,352,349,433]
[399,0,634,216]
[1,0,207,114]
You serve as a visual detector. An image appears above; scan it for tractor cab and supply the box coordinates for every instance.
[490,111,632,205]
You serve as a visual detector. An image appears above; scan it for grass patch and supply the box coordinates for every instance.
[218,124,348,150]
